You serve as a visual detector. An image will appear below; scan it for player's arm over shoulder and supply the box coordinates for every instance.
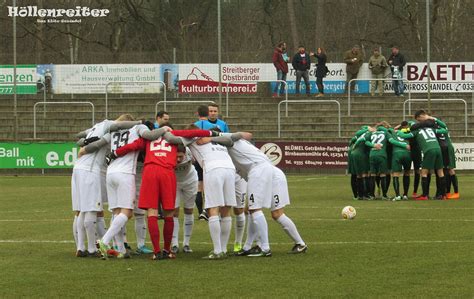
[108,120,142,132]
[82,134,111,153]
[115,137,146,157]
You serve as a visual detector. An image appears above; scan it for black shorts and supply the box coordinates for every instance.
[193,161,203,181]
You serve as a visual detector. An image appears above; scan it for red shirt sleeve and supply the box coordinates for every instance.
[171,129,211,138]
[115,137,146,156]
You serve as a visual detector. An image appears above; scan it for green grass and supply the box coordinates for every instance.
[0,175,473,298]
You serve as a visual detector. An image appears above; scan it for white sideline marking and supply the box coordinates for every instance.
[0,219,71,222]
[306,218,474,222]
[292,206,474,210]
[1,218,473,223]
[0,240,472,246]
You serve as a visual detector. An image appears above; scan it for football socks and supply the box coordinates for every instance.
[208,215,222,255]
[163,217,174,252]
[220,216,232,253]
[76,213,86,251]
[276,214,305,246]
[252,211,270,251]
[147,216,161,254]
[96,215,106,239]
[102,213,128,245]
[84,211,98,253]
[134,214,147,248]
[183,213,194,246]
[171,216,180,248]
[234,213,246,245]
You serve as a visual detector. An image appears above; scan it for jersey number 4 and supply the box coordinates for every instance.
[150,138,172,152]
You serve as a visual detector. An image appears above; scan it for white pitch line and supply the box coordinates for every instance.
[0,219,71,222]
[0,240,473,246]
[291,206,474,210]
[306,218,474,222]
[1,218,473,223]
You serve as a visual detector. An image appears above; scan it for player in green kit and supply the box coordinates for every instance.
[405,120,423,198]
[355,122,408,200]
[350,126,374,199]
[397,110,448,200]
[348,126,371,199]
[390,121,412,201]
[414,113,459,199]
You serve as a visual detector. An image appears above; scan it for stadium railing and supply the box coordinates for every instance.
[105,81,166,118]
[155,100,216,118]
[33,101,95,139]
[225,80,288,117]
[277,99,341,138]
[402,98,468,136]
[347,78,412,116]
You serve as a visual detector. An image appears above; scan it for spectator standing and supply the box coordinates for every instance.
[343,45,363,93]
[292,45,311,96]
[368,48,388,96]
[310,47,328,97]
[388,46,407,96]
[272,42,289,97]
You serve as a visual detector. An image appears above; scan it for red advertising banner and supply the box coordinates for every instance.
[256,141,349,169]
[178,64,259,94]
[178,80,256,94]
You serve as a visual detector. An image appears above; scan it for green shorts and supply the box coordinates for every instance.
[448,144,456,169]
[351,151,369,175]
[421,148,444,170]
[391,151,412,173]
[369,154,388,174]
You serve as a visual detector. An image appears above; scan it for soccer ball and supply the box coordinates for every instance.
[341,206,356,220]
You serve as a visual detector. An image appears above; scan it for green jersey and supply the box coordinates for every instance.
[352,131,371,154]
[359,126,407,158]
[401,127,442,153]
[390,130,410,154]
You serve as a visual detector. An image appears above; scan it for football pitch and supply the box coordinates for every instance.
[0,175,473,298]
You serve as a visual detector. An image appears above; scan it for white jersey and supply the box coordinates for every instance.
[227,139,271,180]
[107,124,148,175]
[188,140,235,173]
[74,120,113,174]
[175,148,197,184]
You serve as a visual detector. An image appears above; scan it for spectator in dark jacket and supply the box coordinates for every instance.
[272,41,289,97]
[292,45,311,95]
[387,46,407,96]
[311,47,328,97]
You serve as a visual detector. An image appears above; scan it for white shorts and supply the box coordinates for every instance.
[106,172,136,211]
[72,168,103,212]
[176,179,198,209]
[247,163,274,210]
[71,170,80,211]
[271,167,290,211]
[101,173,108,204]
[204,168,236,209]
[234,174,247,209]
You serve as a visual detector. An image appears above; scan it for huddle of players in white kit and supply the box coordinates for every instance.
[72,108,307,260]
